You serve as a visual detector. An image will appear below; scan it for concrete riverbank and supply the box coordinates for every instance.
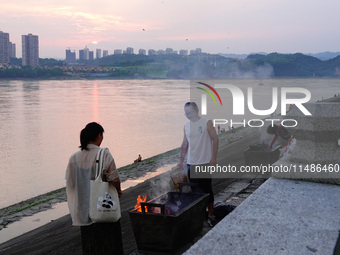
[185,99,340,255]
[0,126,261,254]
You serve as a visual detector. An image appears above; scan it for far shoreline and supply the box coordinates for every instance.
[0,77,186,81]
[2,77,340,82]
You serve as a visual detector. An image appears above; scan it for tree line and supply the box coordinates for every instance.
[1,53,340,79]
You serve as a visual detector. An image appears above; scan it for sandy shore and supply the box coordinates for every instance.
[0,126,259,231]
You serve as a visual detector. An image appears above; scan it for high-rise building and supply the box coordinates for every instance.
[84,46,90,60]
[22,33,39,67]
[114,49,122,55]
[190,48,202,55]
[65,49,76,64]
[9,42,16,58]
[179,49,188,56]
[165,48,174,54]
[79,46,91,60]
[190,50,196,55]
[0,30,10,64]
[148,49,156,55]
[79,49,85,60]
[96,49,102,59]
[89,51,94,61]
[126,47,134,54]
[139,49,146,55]
[157,50,165,55]
[103,50,108,57]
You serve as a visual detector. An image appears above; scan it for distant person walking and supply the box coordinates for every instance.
[65,122,123,254]
[178,102,219,227]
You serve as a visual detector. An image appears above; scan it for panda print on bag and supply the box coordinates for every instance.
[97,192,116,210]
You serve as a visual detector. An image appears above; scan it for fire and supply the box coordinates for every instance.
[134,195,148,212]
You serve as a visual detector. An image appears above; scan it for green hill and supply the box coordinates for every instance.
[247,53,340,77]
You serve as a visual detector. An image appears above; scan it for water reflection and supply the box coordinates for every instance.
[22,81,40,105]
[92,82,99,122]
[22,81,42,180]
[0,79,188,209]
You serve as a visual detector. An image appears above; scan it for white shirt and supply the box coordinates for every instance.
[185,118,213,165]
[65,144,119,226]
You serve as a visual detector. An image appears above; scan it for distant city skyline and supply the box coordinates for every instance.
[1,0,340,59]
[68,45,202,59]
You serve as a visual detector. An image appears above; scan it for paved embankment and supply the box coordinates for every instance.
[184,178,340,255]
[0,127,260,254]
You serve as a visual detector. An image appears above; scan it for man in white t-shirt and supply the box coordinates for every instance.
[178,102,219,226]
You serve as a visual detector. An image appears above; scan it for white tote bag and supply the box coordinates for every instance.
[89,148,121,222]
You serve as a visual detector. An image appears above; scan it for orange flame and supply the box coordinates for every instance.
[134,195,148,212]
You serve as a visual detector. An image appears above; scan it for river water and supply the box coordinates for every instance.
[0,78,339,209]
[0,79,189,209]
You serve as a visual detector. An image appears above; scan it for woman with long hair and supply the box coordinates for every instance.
[65,122,123,254]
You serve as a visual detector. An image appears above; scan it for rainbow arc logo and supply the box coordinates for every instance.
[196,82,222,115]
[196,82,222,106]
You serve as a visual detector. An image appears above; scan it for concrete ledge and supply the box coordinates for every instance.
[184,178,340,255]
[286,103,340,165]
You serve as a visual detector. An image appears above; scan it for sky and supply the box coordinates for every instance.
[1,0,340,59]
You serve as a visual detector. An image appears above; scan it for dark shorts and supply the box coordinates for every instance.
[187,164,214,203]
[80,220,124,255]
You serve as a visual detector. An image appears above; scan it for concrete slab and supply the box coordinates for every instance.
[287,103,340,164]
[214,180,251,202]
[184,178,340,255]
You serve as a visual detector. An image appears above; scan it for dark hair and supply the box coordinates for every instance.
[267,124,278,134]
[184,102,199,112]
[79,122,104,151]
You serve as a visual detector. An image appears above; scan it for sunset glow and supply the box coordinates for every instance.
[1,0,339,58]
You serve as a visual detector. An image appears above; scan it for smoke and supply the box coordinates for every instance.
[228,62,274,79]
[148,172,173,199]
[141,54,275,79]
[256,63,274,78]
[259,125,273,146]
